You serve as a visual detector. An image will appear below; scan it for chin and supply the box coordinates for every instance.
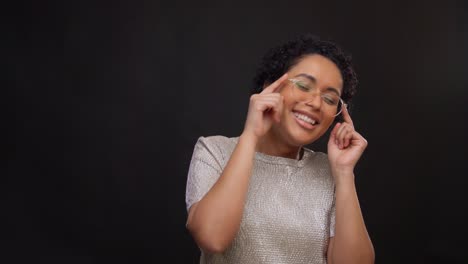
[278,127,320,147]
[295,133,322,146]
[287,122,325,146]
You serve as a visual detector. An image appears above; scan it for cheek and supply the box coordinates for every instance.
[281,99,296,120]
[321,115,336,129]
[280,91,296,110]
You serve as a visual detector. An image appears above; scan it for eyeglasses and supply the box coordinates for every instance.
[288,78,345,117]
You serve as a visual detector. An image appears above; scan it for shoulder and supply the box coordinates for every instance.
[197,135,237,147]
[302,148,333,179]
[192,135,238,167]
[303,147,329,164]
[195,135,237,153]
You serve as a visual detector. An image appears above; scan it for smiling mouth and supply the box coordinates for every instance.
[292,111,319,129]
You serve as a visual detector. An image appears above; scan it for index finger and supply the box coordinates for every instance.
[260,73,288,94]
[341,103,354,126]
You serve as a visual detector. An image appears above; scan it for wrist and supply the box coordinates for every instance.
[239,131,259,146]
[331,165,354,176]
[332,170,355,187]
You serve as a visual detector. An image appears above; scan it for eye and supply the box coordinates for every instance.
[295,81,310,91]
[322,94,339,105]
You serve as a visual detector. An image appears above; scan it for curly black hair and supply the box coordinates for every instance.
[251,34,358,106]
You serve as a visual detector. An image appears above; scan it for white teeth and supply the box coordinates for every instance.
[294,112,316,125]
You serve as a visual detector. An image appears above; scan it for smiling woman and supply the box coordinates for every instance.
[185,34,375,264]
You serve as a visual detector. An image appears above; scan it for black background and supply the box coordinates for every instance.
[6,0,468,263]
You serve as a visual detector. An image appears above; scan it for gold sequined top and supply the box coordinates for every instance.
[186,136,336,264]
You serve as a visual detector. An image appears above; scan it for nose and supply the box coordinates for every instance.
[303,93,322,110]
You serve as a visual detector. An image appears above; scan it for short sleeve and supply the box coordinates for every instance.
[185,137,223,212]
[329,196,336,237]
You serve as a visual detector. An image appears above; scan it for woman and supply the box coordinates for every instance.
[185,34,375,264]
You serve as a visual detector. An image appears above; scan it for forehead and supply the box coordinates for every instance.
[288,54,343,91]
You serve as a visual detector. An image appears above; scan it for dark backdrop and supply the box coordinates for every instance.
[6,0,468,263]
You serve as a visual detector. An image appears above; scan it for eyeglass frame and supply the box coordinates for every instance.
[288,78,345,117]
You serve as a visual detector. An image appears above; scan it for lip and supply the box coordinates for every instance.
[292,109,321,123]
[291,110,320,130]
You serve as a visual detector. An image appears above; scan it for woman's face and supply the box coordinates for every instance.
[272,54,344,147]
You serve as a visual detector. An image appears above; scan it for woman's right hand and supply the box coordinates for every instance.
[242,73,288,141]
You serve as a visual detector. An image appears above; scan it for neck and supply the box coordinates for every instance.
[256,129,302,160]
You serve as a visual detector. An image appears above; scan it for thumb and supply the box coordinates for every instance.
[275,111,281,123]
[275,97,284,123]
[329,122,341,144]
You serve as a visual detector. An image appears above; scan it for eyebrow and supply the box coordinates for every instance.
[294,73,341,96]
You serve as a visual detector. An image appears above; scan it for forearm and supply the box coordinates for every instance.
[187,132,258,253]
[330,172,374,264]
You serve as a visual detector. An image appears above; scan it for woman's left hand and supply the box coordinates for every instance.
[327,105,368,176]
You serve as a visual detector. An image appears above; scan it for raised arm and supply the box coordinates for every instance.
[326,106,375,264]
[186,74,288,254]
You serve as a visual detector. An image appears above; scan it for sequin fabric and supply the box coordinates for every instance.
[185,136,336,264]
